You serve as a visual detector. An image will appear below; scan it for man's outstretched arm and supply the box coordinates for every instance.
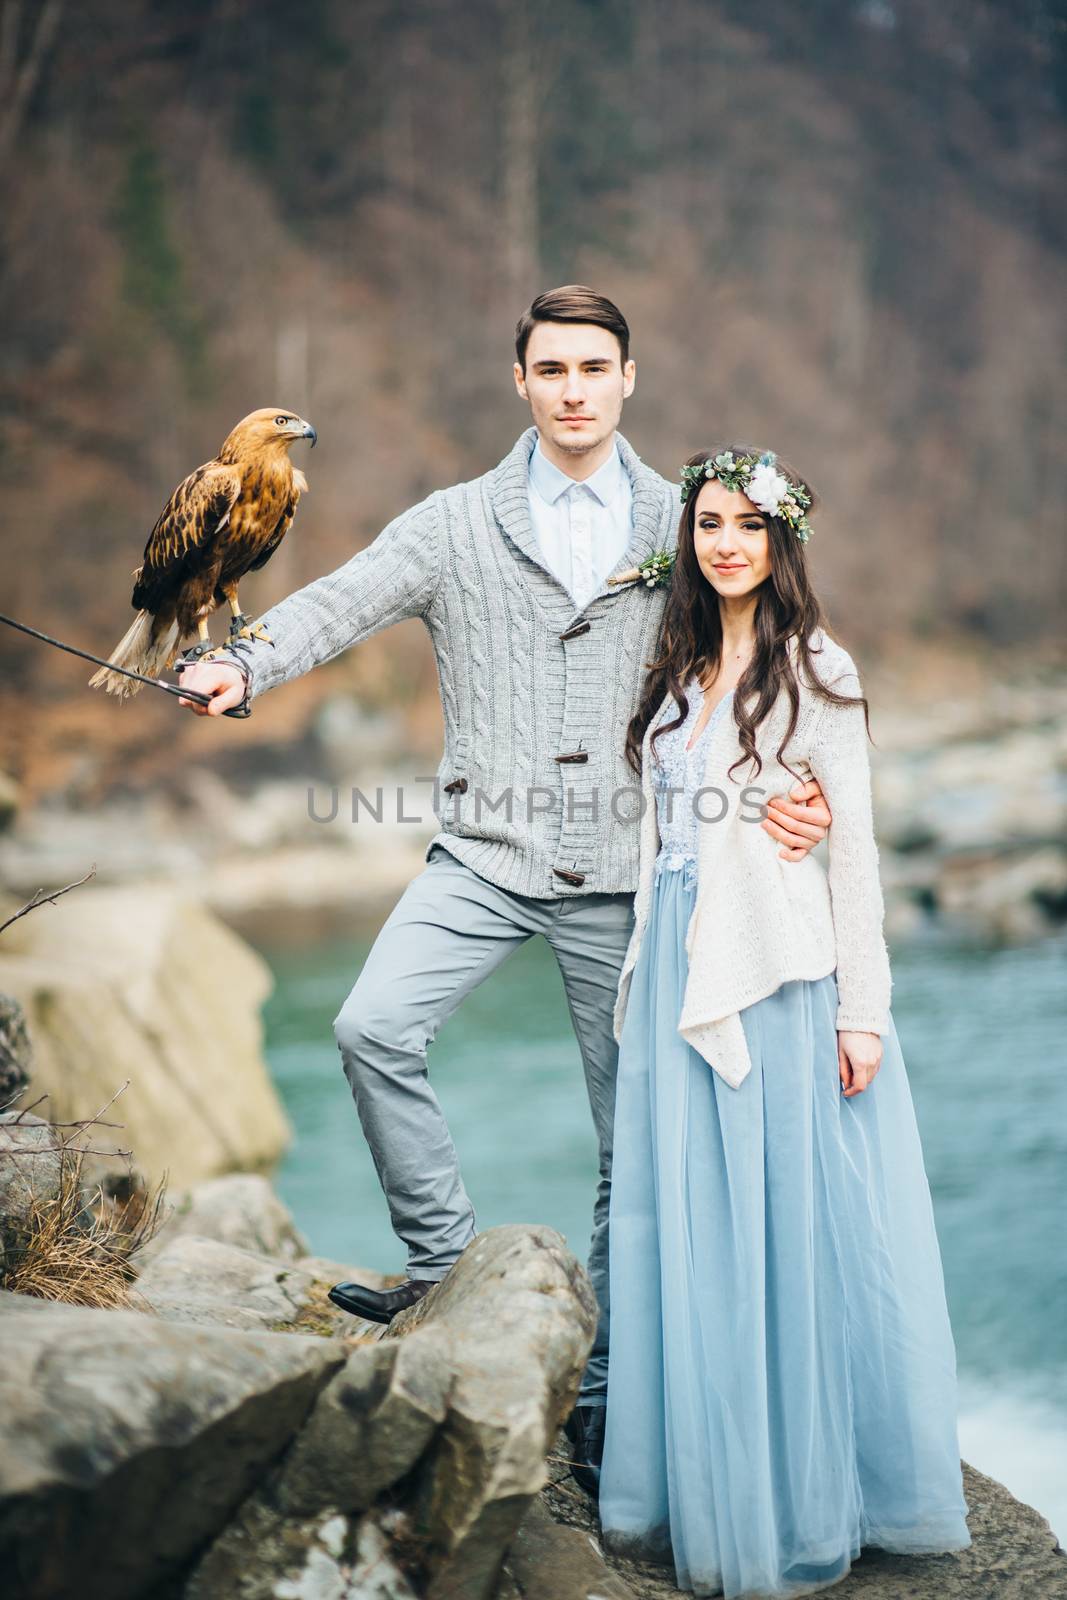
[178,496,443,716]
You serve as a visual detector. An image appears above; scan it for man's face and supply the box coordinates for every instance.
[514,322,636,459]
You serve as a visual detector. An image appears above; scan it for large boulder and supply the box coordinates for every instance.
[135,1235,321,1333]
[0,1288,347,1600]
[387,1225,600,1599]
[186,1223,599,1600]
[184,1347,448,1598]
[133,1179,396,1341]
[0,887,290,1187]
[134,1229,392,1342]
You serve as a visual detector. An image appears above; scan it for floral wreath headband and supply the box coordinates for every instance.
[679,451,814,544]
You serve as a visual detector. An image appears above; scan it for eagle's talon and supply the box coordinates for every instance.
[232,618,274,647]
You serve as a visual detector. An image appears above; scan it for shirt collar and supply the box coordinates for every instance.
[529,437,627,508]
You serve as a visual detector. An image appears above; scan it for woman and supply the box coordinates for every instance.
[598,447,971,1597]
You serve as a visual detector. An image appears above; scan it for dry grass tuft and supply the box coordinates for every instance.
[1,1091,168,1309]
[2,1145,168,1308]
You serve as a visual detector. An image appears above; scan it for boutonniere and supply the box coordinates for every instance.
[607,549,676,589]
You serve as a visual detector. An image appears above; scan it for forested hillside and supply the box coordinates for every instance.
[1,0,1063,789]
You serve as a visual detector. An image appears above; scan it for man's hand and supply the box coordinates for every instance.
[177,661,247,717]
[761,778,831,861]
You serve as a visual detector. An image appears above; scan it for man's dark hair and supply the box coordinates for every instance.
[515,285,630,371]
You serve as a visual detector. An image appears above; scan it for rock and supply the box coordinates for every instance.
[136,1236,320,1332]
[0,1111,63,1270]
[135,1233,389,1343]
[189,1507,420,1600]
[934,844,1067,942]
[202,841,432,934]
[189,1508,420,1600]
[185,1334,452,1594]
[538,1458,1067,1600]
[0,992,32,1105]
[273,1334,452,1518]
[187,1225,598,1600]
[0,1287,346,1600]
[146,1174,312,1264]
[0,886,290,1187]
[498,1500,634,1599]
[340,1514,421,1600]
[389,1224,599,1600]
[821,1462,1067,1596]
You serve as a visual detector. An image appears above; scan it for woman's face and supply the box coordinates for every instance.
[692,478,772,599]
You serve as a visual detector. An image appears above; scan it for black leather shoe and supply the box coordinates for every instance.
[328,1277,437,1324]
[562,1401,606,1497]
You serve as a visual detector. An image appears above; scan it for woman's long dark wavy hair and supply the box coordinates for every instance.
[624,444,872,783]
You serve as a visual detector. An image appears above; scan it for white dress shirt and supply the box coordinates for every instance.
[527,438,634,611]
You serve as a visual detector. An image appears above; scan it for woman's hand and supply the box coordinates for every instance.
[762,779,832,861]
[838,1030,883,1097]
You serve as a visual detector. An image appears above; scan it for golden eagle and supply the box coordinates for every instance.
[90,407,316,697]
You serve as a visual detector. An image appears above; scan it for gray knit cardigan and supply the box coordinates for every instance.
[215,426,679,898]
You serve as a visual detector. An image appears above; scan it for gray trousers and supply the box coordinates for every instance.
[332,842,635,1403]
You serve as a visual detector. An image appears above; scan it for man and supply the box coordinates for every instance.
[178,286,832,1492]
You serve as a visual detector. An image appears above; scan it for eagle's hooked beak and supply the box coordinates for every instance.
[298,420,317,449]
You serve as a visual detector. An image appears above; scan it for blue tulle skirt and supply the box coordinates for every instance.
[599,864,971,1598]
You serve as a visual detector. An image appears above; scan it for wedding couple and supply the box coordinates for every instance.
[179,286,971,1597]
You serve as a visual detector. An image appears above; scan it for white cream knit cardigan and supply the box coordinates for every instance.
[612,627,893,1087]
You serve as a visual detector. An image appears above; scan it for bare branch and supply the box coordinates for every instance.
[64,1077,129,1129]
[2,1083,131,1157]
[0,865,97,936]
[18,1115,124,1130]
[3,1145,133,1158]
[6,1092,50,1121]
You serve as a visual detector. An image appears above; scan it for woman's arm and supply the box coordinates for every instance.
[806,666,892,1037]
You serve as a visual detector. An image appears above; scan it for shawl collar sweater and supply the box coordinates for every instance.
[612,628,893,1086]
[215,426,678,898]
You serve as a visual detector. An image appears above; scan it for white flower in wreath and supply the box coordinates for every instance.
[746,462,792,517]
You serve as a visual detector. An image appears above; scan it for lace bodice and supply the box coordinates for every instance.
[651,679,735,889]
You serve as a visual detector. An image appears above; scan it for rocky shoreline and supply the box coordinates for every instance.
[0,1164,1064,1600]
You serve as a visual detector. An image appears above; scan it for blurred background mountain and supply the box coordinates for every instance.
[0,0,1064,798]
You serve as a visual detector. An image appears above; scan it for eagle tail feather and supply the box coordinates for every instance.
[88,612,180,699]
